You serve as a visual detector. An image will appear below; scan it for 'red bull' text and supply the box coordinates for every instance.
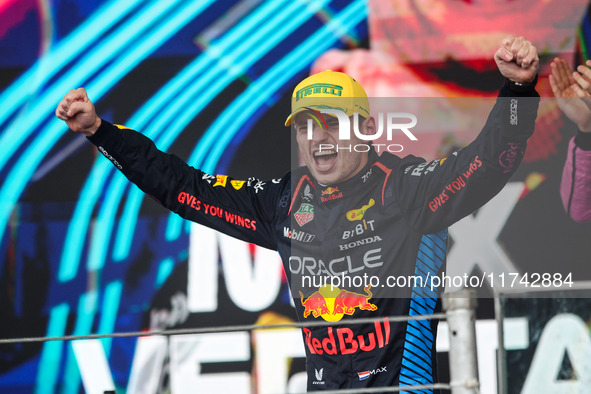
[303,319,391,355]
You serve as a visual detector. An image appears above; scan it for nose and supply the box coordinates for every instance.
[309,120,328,143]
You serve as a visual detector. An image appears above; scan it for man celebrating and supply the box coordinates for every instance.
[56,35,539,390]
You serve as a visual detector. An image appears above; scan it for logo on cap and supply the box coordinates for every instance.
[296,83,343,101]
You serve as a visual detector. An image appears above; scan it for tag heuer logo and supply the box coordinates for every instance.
[294,203,314,227]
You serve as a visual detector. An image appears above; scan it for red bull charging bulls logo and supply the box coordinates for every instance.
[299,285,377,322]
[321,187,339,196]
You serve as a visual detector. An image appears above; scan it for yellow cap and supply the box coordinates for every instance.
[284,70,370,126]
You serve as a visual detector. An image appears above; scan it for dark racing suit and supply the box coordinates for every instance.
[87,81,539,391]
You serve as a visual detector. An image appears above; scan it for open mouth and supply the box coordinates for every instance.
[313,149,338,172]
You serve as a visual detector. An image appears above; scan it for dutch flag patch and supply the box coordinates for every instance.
[358,371,370,380]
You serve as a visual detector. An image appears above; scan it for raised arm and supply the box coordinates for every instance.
[56,89,288,249]
[394,36,540,233]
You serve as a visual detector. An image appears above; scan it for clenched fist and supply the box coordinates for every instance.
[494,36,539,84]
[55,88,101,137]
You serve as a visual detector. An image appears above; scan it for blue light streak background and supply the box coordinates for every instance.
[0,0,368,391]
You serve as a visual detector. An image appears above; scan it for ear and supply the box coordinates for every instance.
[362,116,376,136]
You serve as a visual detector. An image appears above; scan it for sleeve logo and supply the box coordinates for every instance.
[230,180,245,190]
[213,175,228,187]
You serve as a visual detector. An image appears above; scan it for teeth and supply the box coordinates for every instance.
[314,150,336,157]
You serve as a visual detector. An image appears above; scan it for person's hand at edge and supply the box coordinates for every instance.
[549,57,591,133]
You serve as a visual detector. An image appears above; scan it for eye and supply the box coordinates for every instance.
[294,123,306,133]
[326,120,339,130]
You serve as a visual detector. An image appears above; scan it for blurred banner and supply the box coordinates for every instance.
[0,0,590,393]
[498,285,591,393]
